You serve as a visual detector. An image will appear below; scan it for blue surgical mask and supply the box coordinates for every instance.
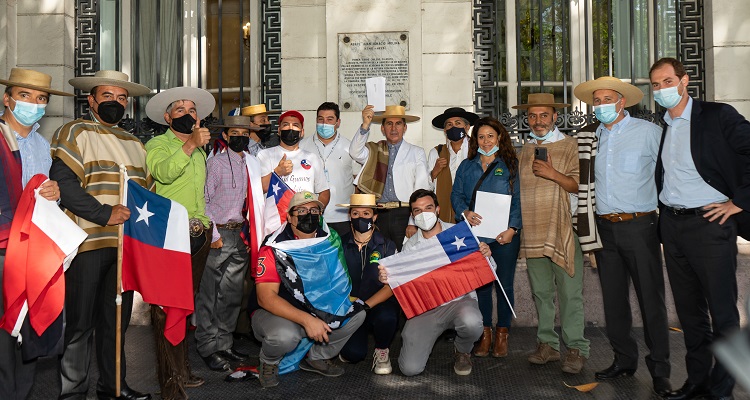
[653,82,683,109]
[316,123,336,139]
[478,146,499,157]
[594,103,621,124]
[529,129,554,142]
[9,97,46,127]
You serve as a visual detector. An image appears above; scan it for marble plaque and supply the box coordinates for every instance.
[338,32,409,111]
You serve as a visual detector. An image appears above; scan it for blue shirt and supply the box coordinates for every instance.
[15,123,52,188]
[595,112,660,214]
[451,156,522,243]
[659,98,728,208]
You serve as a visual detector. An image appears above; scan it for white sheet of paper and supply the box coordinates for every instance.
[365,77,386,112]
[473,191,511,240]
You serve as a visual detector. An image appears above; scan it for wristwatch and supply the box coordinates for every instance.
[510,227,519,235]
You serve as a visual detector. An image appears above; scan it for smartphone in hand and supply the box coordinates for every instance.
[534,147,547,161]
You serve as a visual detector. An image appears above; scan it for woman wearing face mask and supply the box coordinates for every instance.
[451,116,522,359]
[336,194,398,375]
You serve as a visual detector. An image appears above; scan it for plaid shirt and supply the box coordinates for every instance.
[205,149,248,242]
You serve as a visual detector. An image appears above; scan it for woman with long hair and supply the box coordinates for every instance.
[451,116,522,359]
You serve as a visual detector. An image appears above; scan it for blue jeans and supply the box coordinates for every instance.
[476,235,520,328]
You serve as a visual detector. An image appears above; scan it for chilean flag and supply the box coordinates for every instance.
[263,172,294,236]
[1,174,87,341]
[379,221,496,319]
[121,178,193,345]
[243,155,266,268]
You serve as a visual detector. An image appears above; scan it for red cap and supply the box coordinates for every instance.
[279,110,304,126]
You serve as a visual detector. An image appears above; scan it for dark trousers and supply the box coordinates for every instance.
[660,211,739,397]
[594,213,671,378]
[0,252,37,400]
[375,207,411,251]
[339,300,400,363]
[477,236,520,328]
[153,230,210,399]
[59,247,134,398]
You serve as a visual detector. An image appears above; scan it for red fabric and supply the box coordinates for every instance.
[279,110,304,126]
[0,174,67,336]
[391,251,493,319]
[254,246,280,284]
[0,131,23,249]
[246,174,259,268]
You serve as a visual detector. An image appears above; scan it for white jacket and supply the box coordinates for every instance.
[349,127,430,202]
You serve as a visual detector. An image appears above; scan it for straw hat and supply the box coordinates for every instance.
[511,93,570,110]
[372,105,420,123]
[287,191,325,213]
[207,115,262,131]
[337,194,385,209]
[574,76,644,107]
[431,107,479,129]
[68,70,151,97]
[145,86,216,124]
[241,103,278,117]
[0,68,74,96]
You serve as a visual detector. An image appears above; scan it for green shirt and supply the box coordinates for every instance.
[145,129,209,226]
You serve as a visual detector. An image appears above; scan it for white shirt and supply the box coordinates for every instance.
[300,133,361,223]
[257,146,329,194]
[426,137,469,190]
[536,127,578,215]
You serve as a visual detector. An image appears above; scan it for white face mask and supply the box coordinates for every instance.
[414,211,438,231]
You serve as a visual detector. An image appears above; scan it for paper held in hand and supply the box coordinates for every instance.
[365,77,386,112]
[472,191,511,239]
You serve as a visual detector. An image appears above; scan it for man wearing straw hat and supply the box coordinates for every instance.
[145,86,217,399]
[574,76,671,396]
[350,105,430,250]
[240,103,279,155]
[513,93,589,374]
[49,70,152,400]
[0,67,69,400]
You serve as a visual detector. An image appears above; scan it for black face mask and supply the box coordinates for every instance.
[351,217,374,234]
[95,100,125,124]
[446,126,466,142]
[295,213,319,234]
[171,114,197,135]
[227,136,250,153]
[257,124,273,141]
[279,129,302,146]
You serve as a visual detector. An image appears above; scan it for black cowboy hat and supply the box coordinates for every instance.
[431,107,480,129]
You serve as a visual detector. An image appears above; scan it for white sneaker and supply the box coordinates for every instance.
[372,348,392,375]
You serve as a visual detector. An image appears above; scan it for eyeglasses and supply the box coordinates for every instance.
[292,207,322,216]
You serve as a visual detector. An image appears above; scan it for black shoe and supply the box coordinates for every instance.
[664,381,711,400]
[594,363,637,380]
[218,348,249,362]
[653,377,673,397]
[96,386,151,400]
[202,352,231,371]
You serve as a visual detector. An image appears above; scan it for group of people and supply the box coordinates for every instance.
[0,55,747,400]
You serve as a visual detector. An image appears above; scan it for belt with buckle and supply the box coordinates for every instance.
[597,210,656,223]
[216,221,243,230]
[189,218,210,237]
[379,201,409,209]
[664,206,705,216]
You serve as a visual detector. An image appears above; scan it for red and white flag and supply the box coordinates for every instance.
[0,174,87,338]
[379,221,496,319]
[244,155,265,267]
[263,172,294,237]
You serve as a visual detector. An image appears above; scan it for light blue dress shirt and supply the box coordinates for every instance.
[15,123,52,188]
[379,139,402,203]
[595,111,661,214]
[659,98,728,208]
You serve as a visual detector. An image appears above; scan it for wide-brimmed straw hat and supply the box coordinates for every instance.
[372,105,420,123]
[512,93,570,110]
[337,194,385,209]
[0,68,74,96]
[68,70,151,97]
[574,76,644,107]
[241,103,278,117]
[145,86,216,125]
[431,107,479,129]
[207,115,262,131]
[287,191,325,213]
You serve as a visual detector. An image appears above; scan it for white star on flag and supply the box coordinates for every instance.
[293,289,305,302]
[328,321,341,329]
[272,183,281,196]
[451,236,467,251]
[285,266,298,283]
[135,201,155,226]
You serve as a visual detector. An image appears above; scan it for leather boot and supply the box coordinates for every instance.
[492,327,508,357]
[472,327,492,357]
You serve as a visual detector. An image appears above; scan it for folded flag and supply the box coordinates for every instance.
[379,221,495,319]
[1,174,87,342]
[242,154,265,268]
[263,172,294,236]
[121,178,193,345]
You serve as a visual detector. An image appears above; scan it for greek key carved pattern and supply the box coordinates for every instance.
[472,0,498,120]
[677,0,705,99]
[75,0,99,118]
[261,0,282,112]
